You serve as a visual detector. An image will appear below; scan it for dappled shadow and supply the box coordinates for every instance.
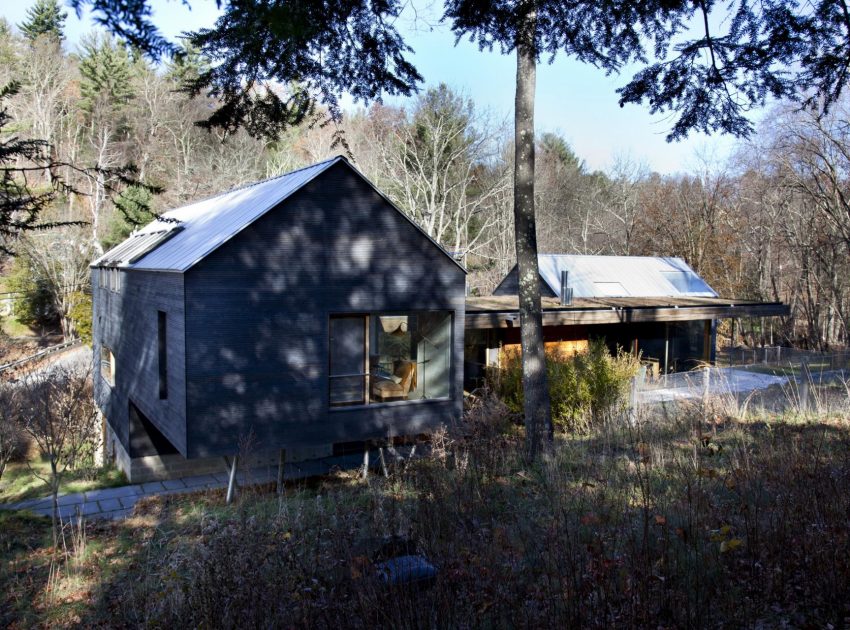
[97,160,465,470]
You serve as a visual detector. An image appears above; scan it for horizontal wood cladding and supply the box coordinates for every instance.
[92,268,187,456]
[466,302,790,329]
[184,161,465,458]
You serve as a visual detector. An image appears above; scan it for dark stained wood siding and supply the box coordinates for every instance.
[92,268,187,455]
[492,265,557,297]
[183,162,465,458]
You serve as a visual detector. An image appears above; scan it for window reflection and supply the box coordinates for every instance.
[329,312,452,407]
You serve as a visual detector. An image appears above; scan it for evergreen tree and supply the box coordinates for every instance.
[0,82,66,252]
[78,32,134,115]
[19,0,67,43]
[69,0,850,458]
[165,38,210,86]
[6,252,57,329]
[102,184,155,250]
[0,19,19,74]
[538,133,582,172]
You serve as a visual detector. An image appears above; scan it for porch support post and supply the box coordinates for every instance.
[225,456,238,505]
[379,444,389,478]
[277,449,286,496]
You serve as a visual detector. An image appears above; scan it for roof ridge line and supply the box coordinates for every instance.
[153,155,345,222]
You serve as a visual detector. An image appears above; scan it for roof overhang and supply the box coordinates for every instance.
[465,298,790,329]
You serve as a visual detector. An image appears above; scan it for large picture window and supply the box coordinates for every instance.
[329,311,452,407]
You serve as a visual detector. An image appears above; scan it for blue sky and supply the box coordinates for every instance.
[3,0,748,175]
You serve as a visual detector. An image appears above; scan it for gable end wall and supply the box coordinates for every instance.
[183,162,465,458]
[492,266,557,298]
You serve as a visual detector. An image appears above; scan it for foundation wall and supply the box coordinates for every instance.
[103,420,332,484]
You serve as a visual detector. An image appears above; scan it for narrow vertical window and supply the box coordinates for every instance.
[158,311,167,399]
[101,346,115,386]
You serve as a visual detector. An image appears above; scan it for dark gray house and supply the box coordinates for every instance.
[92,157,466,481]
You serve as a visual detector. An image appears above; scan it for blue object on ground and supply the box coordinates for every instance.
[375,555,437,586]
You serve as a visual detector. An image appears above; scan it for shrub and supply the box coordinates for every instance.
[576,340,641,424]
[491,339,640,431]
[6,254,56,329]
[463,386,517,439]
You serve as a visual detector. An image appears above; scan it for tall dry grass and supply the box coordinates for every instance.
[89,382,850,628]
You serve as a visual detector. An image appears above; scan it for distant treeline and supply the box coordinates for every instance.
[1,6,848,349]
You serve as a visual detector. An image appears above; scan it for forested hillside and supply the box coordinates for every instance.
[2,0,849,350]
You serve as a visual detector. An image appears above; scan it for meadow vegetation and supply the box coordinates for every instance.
[2,378,849,627]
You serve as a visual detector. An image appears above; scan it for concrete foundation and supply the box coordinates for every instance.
[103,421,333,484]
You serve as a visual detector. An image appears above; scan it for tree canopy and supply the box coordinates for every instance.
[68,0,850,142]
[19,0,67,42]
[72,0,423,140]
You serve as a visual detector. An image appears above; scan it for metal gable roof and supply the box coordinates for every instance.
[93,157,343,272]
[511,254,717,298]
[93,156,466,274]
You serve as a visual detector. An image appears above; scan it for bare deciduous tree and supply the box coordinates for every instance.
[19,226,95,341]
[19,364,100,548]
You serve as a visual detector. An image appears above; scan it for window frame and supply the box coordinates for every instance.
[98,267,123,294]
[100,345,115,387]
[328,314,369,407]
[327,310,454,410]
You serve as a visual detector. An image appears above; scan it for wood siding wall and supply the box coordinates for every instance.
[183,162,466,458]
[92,268,188,456]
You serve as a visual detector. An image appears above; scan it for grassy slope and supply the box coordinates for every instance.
[1,400,849,627]
[1,317,35,340]
[0,458,127,505]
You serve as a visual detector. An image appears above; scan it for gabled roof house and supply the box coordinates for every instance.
[465,254,788,383]
[92,157,466,482]
[94,158,789,483]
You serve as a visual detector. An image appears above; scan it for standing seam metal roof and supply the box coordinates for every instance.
[93,156,467,274]
[92,157,342,272]
[502,254,717,298]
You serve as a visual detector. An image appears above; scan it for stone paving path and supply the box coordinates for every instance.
[0,449,401,521]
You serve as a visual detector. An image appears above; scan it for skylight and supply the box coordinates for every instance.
[96,225,183,267]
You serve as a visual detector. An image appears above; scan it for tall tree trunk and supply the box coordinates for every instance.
[514,6,552,459]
